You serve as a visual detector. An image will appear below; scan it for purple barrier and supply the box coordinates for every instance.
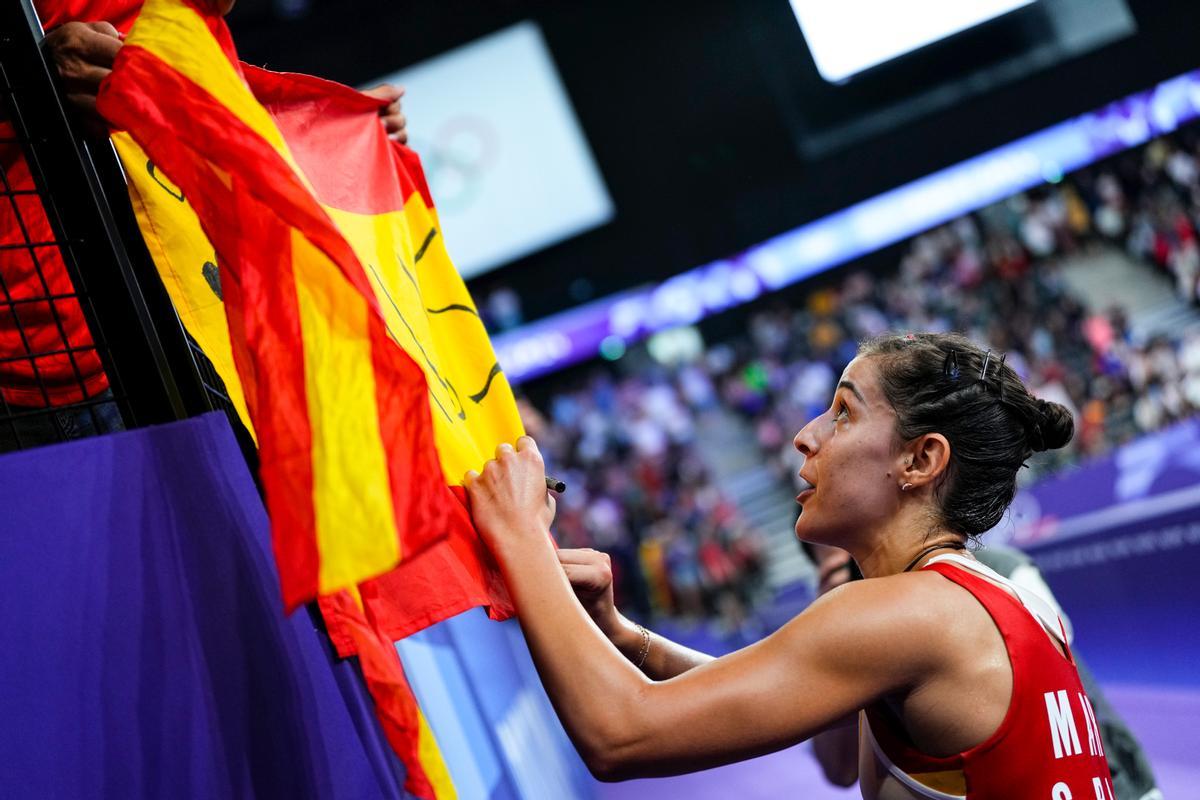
[0,414,408,799]
[996,418,1200,548]
[991,418,1200,686]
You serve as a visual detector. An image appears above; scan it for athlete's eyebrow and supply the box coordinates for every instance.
[837,380,867,405]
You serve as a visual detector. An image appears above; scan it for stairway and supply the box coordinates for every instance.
[1056,248,1200,340]
[1128,302,1200,342]
[692,409,814,590]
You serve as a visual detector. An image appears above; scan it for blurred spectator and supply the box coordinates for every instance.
[1093,133,1200,306]
[528,369,768,629]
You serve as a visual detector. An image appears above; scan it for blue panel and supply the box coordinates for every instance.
[397,625,511,800]
[500,621,596,799]
[445,609,594,800]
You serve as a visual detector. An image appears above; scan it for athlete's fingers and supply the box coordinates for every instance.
[561,563,611,594]
[557,548,607,566]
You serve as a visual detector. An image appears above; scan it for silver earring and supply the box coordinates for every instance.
[901,482,913,492]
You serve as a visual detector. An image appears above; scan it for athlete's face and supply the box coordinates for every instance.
[792,356,905,545]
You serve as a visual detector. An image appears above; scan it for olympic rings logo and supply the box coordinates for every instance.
[413,115,500,215]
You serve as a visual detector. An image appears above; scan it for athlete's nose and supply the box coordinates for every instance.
[794,413,826,457]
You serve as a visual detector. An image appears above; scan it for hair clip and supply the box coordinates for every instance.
[979,350,993,382]
[942,350,961,381]
[903,333,917,343]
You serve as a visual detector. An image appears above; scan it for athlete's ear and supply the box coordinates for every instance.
[901,433,951,490]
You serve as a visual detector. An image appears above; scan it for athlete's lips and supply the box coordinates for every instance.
[796,473,816,503]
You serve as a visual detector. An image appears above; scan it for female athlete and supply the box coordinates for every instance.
[465,332,1114,799]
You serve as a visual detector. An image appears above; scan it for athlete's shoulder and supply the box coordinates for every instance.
[818,567,973,622]
[797,571,970,679]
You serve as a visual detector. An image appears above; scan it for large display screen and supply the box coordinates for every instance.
[369,22,613,280]
[790,0,1038,83]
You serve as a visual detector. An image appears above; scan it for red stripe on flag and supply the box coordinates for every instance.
[242,65,433,213]
[321,591,438,800]
[222,215,321,607]
[98,50,321,605]
[244,66,410,215]
[393,144,436,211]
[367,312,448,561]
[325,489,515,657]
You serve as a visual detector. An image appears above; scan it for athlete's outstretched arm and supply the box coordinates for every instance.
[466,438,941,780]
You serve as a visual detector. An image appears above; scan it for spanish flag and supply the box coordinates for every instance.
[98,0,452,610]
[103,3,520,643]
[97,0,520,618]
[97,0,521,795]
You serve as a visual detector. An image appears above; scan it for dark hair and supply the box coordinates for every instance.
[859,332,1073,538]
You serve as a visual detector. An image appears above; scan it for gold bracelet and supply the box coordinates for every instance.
[634,623,651,669]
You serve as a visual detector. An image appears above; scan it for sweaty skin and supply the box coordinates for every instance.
[465,358,1015,783]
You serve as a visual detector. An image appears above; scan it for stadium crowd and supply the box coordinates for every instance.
[520,374,769,630]
[517,131,1200,625]
[1097,131,1200,307]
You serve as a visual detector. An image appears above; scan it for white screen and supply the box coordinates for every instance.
[790,0,1038,83]
[368,22,613,280]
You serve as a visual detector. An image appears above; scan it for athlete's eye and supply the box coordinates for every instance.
[835,403,850,423]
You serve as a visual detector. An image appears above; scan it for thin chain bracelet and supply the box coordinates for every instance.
[634,623,651,669]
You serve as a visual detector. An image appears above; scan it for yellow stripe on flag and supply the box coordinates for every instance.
[291,231,400,593]
[417,709,458,800]
[403,199,523,472]
[327,197,523,485]
[112,132,257,441]
[125,0,287,153]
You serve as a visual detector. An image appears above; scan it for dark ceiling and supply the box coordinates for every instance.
[226,1,1200,321]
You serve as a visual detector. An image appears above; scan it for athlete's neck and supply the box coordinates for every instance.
[848,522,968,579]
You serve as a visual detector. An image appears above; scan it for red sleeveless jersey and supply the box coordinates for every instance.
[863,558,1115,799]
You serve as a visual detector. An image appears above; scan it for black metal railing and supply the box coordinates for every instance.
[0,0,254,467]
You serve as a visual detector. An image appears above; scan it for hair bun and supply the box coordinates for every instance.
[1032,398,1074,452]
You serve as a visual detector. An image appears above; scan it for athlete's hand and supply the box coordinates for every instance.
[465,437,556,557]
[44,21,123,133]
[362,83,407,143]
[558,548,623,637]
